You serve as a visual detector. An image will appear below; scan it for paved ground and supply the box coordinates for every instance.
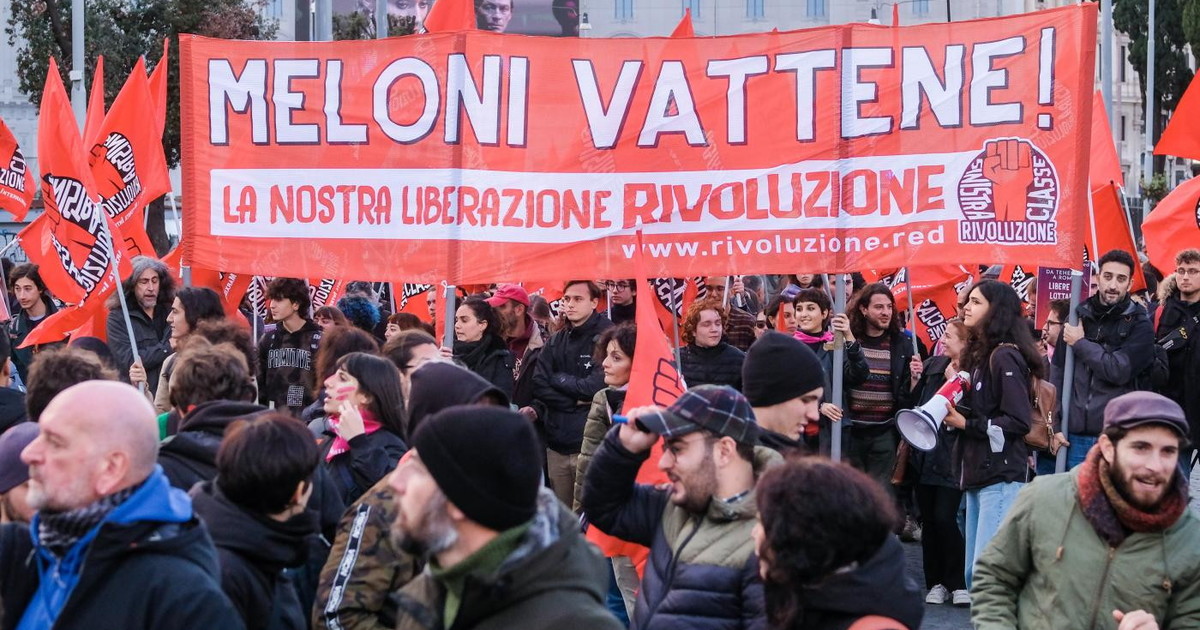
[902,541,971,629]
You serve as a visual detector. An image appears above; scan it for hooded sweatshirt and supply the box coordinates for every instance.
[788,536,924,630]
[191,482,318,630]
[407,362,508,437]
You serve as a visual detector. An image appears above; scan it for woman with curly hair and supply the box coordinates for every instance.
[678,297,745,390]
[753,458,924,630]
[942,279,1041,591]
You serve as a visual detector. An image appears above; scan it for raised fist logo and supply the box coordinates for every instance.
[982,139,1033,222]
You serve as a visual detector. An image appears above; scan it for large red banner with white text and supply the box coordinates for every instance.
[181,5,1095,283]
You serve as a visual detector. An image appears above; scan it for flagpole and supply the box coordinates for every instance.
[1055,270,1084,473]
[442,284,456,350]
[671,281,682,367]
[830,273,847,462]
[93,203,143,393]
[722,276,730,310]
[903,267,919,356]
[70,0,85,125]
[0,237,21,260]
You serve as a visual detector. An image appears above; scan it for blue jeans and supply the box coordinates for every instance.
[1067,434,1099,470]
[963,481,1024,589]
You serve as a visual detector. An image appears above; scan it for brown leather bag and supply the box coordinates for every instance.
[994,344,1059,455]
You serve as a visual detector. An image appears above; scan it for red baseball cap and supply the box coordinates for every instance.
[486,284,530,308]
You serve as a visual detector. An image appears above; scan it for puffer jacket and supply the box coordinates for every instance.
[453,335,515,400]
[972,470,1200,629]
[680,342,746,391]
[953,345,1032,490]
[582,428,780,630]
[389,490,623,630]
[1052,294,1154,436]
[1155,274,1200,443]
[531,312,613,454]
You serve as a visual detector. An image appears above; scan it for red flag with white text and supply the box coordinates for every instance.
[0,119,34,221]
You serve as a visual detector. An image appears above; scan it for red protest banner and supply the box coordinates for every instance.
[181,5,1095,282]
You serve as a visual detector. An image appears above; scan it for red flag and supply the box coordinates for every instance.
[20,58,130,307]
[423,0,475,32]
[586,231,681,573]
[883,266,973,348]
[309,278,346,310]
[0,118,34,221]
[1155,72,1200,161]
[82,56,105,148]
[1089,91,1124,191]
[87,56,172,259]
[1089,183,1146,291]
[670,9,694,38]
[192,266,254,321]
[1142,175,1200,277]
[148,40,170,138]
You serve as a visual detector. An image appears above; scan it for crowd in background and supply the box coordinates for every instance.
[0,242,1194,629]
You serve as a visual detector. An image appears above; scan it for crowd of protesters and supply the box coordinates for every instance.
[0,243,1195,629]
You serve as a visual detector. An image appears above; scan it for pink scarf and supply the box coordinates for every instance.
[325,408,383,462]
[794,330,833,344]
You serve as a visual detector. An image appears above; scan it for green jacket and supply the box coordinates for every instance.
[972,469,1200,630]
[391,489,623,630]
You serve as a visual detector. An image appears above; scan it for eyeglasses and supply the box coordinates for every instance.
[1176,267,1200,277]
[605,281,631,291]
[755,321,768,329]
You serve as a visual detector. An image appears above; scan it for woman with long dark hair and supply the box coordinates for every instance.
[451,296,514,398]
[320,352,408,503]
[753,458,924,630]
[942,279,1041,592]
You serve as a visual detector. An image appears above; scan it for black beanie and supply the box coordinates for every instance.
[412,405,542,532]
[742,331,826,407]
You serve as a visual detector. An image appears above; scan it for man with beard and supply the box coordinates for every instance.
[972,392,1200,630]
[583,385,779,630]
[1056,249,1156,470]
[385,405,621,630]
[107,255,176,395]
[844,283,923,494]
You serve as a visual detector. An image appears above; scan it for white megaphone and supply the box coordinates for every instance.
[896,371,970,452]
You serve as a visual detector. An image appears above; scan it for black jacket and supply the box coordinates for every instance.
[257,320,323,417]
[1053,294,1154,436]
[321,429,408,505]
[453,335,515,401]
[784,536,924,630]
[531,312,613,454]
[1155,279,1200,442]
[953,345,1033,490]
[679,342,746,391]
[160,400,270,491]
[0,388,28,433]
[390,490,622,630]
[805,337,870,454]
[160,400,346,540]
[8,299,58,383]
[107,301,172,393]
[191,482,316,630]
[583,429,773,630]
[0,470,244,630]
[911,355,960,488]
